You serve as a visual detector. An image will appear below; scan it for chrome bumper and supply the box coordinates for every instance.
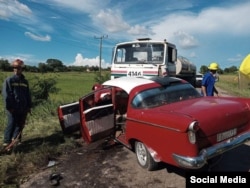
[172,132,250,169]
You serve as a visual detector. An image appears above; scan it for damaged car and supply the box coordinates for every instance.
[57,76,250,171]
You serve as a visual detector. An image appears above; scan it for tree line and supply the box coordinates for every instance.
[199,65,238,75]
[0,58,238,74]
[0,58,110,73]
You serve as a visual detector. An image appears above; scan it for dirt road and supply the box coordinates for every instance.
[20,139,250,188]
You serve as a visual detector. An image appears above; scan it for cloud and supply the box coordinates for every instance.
[127,24,154,36]
[0,53,36,66]
[46,1,149,37]
[71,53,110,68]
[151,1,250,49]
[174,31,198,49]
[196,3,250,35]
[93,9,130,33]
[25,32,51,41]
[0,0,32,20]
[227,54,244,63]
[189,52,197,58]
[46,0,108,13]
[0,0,54,39]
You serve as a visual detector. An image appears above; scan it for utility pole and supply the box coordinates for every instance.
[94,35,108,76]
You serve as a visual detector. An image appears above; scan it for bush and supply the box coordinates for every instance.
[30,76,59,106]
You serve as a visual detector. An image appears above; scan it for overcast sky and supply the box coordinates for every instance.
[0,0,250,70]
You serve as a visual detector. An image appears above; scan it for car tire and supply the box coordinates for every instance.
[135,141,158,171]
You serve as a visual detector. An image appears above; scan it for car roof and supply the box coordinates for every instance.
[103,77,154,94]
[102,76,183,94]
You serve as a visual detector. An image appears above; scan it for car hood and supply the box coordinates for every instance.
[157,97,250,134]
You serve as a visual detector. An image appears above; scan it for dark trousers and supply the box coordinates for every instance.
[4,110,27,143]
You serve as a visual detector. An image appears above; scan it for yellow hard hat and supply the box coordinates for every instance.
[11,59,25,67]
[208,62,219,70]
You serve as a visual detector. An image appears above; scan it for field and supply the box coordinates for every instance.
[0,72,249,187]
[0,71,99,187]
[216,73,250,98]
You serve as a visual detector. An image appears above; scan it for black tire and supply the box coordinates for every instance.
[135,141,158,171]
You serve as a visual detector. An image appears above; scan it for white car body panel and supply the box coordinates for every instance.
[103,77,155,94]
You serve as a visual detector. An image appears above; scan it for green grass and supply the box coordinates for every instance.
[49,72,96,103]
[0,71,98,187]
[216,74,250,97]
[0,72,249,186]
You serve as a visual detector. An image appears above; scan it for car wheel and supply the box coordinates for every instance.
[135,141,158,171]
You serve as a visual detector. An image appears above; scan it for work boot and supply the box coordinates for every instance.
[12,138,22,145]
[3,143,9,147]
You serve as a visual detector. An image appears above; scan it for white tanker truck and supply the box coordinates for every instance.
[110,38,197,86]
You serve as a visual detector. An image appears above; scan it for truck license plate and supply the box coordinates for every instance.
[127,70,143,77]
[217,128,237,142]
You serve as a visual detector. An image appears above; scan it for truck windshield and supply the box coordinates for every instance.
[114,43,164,64]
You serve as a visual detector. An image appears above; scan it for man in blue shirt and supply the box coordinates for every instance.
[2,59,32,146]
[201,62,219,96]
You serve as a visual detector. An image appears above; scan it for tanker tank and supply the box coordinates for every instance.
[176,56,196,75]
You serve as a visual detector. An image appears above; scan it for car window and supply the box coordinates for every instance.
[132,83,201,108]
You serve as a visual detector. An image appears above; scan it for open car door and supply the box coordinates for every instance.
[57,101,80,134]
[79,88,115,143]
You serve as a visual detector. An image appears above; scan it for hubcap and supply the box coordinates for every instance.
[136,142,147,166]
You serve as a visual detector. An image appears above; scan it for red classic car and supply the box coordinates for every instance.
[57,76,250,171]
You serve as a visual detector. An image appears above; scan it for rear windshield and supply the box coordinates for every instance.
[132,83,201,108]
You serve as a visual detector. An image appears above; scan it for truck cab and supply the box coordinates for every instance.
[110,38,196,86]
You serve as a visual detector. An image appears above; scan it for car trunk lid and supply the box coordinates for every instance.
[159,97,250,136]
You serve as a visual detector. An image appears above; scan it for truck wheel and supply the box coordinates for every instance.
[135,141,158,171]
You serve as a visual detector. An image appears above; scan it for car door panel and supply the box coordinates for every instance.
[79,89,115,143]
[57,102,80,134]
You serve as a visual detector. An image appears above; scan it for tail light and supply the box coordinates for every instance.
[188,121,199,144]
